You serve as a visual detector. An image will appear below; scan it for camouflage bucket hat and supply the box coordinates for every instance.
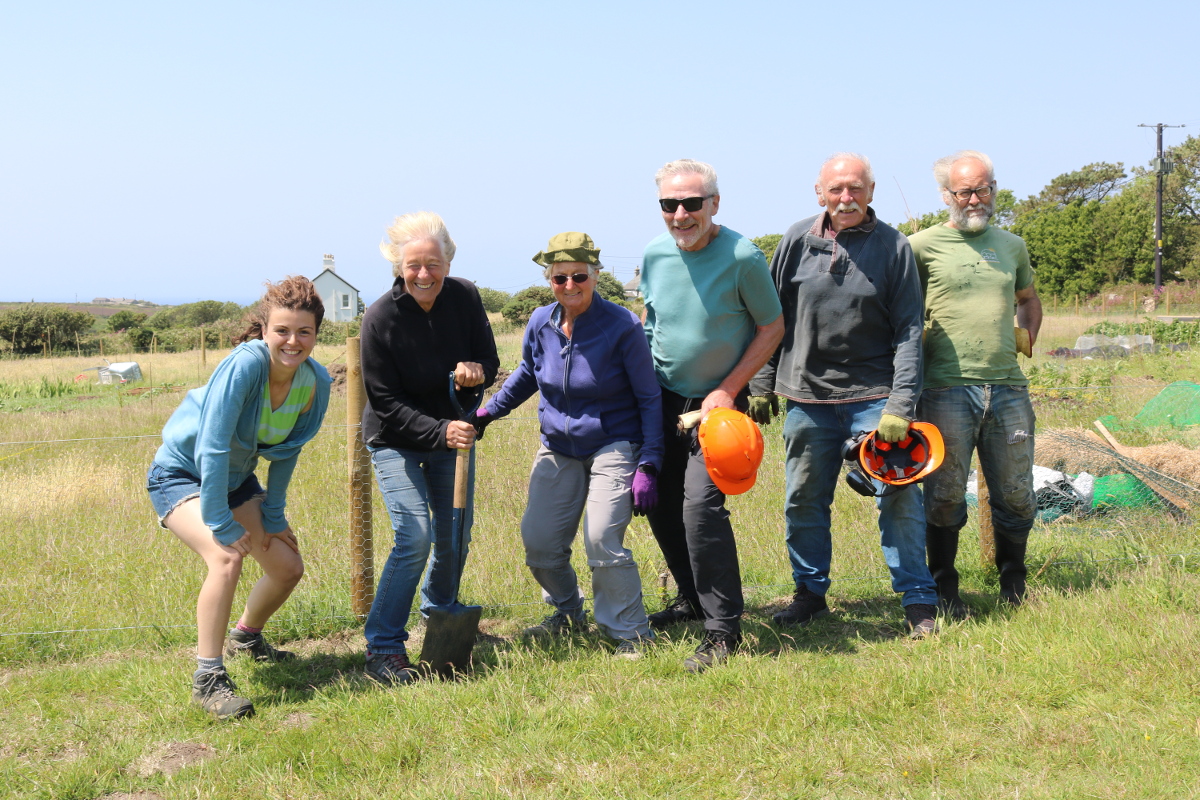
[532,232,601,267]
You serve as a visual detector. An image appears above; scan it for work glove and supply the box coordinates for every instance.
[632,467,658,516]
[875,413,911,443]
[472,408,493,440]
[1014,327,1033,358]
[746,393,779,425]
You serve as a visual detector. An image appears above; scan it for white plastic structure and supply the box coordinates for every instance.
[98,361,142,384]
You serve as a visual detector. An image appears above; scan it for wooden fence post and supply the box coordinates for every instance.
[347,337,374,617]
[1165,286,1171,315]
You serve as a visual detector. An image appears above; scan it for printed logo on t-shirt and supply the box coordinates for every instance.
[980,248,1000,263]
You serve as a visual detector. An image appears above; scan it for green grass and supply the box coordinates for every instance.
[2,316,1200,798]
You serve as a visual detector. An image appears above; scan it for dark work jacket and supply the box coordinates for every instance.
[750,210,924,419]
[361,276,499,451]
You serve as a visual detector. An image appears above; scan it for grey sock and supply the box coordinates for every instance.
[194,656,224,681]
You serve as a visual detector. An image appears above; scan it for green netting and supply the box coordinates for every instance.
[1092,473,1158,510]
[1099,380,1200,431]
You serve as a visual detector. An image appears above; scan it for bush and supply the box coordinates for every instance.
[477,287,512,313]
[595,272,627,304]
[1085,319,1200,345]
[0,304,95,354]
[317,319,362,345]
[146,300,243,330]
[107,310,147,332]
[501,287,554,326]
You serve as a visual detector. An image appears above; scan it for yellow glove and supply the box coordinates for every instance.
[876,414,911,443]
[1015,327,1032,358]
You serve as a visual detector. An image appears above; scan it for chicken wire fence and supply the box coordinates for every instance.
[2,340,1199,651]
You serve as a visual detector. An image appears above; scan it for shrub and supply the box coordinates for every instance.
[477,287,512,313]
[107,310,148,332]
[501,287,554,326]
[0,305,95,354]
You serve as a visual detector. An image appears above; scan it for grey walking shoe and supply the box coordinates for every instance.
[192,669,255,720]
[683,631,740,674]
[522,609,587,640]
[904,603,938,639]
[226,628,296,662]
[613,639,645,660]
[364,652,419,686]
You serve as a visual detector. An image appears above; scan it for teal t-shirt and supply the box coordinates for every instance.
[908,223,1034,388]
[641,226,782,398]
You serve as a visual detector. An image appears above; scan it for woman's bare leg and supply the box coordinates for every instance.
[164,498,244,659]
[233,497,305,629]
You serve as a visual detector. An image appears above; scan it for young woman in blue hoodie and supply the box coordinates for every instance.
[147,276,331,720]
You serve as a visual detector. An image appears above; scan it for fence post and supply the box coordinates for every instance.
[200,325,206,368]
[347,336,374,618]
[977,452,995,568]
[1165,286,1171,316]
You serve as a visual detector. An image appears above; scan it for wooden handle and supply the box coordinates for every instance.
[678,410,704,430]
[453,447,471,509]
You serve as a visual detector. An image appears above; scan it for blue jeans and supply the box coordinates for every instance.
[364,445,475,654]
[918,385,1036,544]
[782,398,936,606]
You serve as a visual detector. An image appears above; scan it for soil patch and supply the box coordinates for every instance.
[130,742,216,778]
[96,792,166,800]
[326,362,347,394]
[280,711,316,730]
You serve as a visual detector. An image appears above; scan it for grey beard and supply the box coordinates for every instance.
[949,201,993,231]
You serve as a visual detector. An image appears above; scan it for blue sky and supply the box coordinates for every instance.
[2,1,1197,306]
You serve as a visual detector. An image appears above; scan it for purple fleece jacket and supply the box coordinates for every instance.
[486,295,663,470]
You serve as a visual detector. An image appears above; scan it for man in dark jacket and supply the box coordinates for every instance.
[750,153,938,638]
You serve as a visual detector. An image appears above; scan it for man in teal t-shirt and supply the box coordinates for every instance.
[908,150,1043,618]
[640,158,783,673]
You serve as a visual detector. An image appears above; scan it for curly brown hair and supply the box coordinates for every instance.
[234,275,325,344]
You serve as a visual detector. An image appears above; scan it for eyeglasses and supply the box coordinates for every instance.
[551,273,590,285]
[946,185,994,201]
[658,196,710,213]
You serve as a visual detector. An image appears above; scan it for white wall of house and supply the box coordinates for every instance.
[312,256,360,323]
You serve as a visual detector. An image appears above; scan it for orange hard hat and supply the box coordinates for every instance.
[857,421,945,486]
[698,408,765,495]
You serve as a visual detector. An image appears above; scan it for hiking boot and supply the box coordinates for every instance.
[522,609,586,640]
[683,631,739,674]
[772,584,830,626]
[192,669,255,720]
[937,594,970,621]
[904,603,938,639]
[613,639,645,660]
[226,628,296,663]
[364,652,419,686]
[647,595,702,629]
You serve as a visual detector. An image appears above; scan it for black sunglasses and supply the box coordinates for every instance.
[658,196,710,213]
[551,273,590,285]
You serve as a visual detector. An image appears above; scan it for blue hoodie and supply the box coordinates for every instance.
[486,295,663,470]
[153,339,331,545]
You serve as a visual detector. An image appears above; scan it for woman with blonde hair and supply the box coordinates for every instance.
[147,276,331,719]
[359,211,499,685]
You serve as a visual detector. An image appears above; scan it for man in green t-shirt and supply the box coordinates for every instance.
[908,150,1043,618]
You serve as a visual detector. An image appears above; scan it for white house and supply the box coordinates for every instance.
[312,255,361,322]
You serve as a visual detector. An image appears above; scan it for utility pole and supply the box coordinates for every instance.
[1137,123,1186,290]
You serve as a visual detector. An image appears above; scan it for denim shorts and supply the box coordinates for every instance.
[146,462,265,528]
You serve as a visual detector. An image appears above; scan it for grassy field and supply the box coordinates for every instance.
[1,313,1199,798]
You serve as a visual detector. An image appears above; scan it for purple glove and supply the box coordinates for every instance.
[473,408,493,439]
[632,467,658,517]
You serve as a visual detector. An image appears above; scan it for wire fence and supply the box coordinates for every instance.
[1,351,1197,651]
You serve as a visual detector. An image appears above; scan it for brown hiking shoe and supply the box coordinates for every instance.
[192,669,255,720]
[772,585,830,626]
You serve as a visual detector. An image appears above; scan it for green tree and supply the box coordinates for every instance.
[751,234,783,264]
[107,310,147,332]
[476,286,512,313]
[0,305,95,354]
[501,287,554,326]
[896,209,949,236]
[147,300,242,330]
[595,271,627,303]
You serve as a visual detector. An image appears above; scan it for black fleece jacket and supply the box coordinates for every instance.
[360,276,499,451]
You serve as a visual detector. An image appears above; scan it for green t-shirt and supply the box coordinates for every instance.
[908,224,1034,389]
[641,226,782,398]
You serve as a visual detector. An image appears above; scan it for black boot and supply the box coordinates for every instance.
[927,524,967,620]
[995,535,1028,606]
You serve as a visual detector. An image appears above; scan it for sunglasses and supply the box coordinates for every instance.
[551,273,590,285]
[658,195,710,213]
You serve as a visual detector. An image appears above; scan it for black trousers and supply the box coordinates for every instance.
[645,388,745,637]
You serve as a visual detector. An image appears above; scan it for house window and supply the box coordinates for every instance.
[341,294,350,309]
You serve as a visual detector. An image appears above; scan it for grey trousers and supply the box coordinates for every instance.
[521,441,653,641]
